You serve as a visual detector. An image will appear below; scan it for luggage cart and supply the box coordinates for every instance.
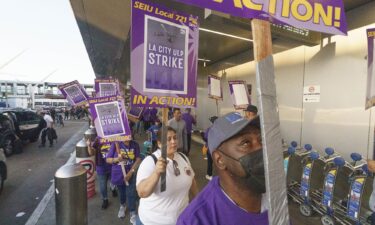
[287,144,312,185]
[345,154,374,225]
[286,144,313,203]
[320,156,352,225]
[283,141,298,175]
[298,148,339,217]
[320,153,375,225]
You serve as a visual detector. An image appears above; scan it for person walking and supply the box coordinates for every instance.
[202,116,218,181]
[167,108,188,155]
[87,138,114,209]
[106,140,141,224]
[181,108,196,156]
[38,111,54,148]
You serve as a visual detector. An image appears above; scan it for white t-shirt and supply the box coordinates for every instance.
[136,150,195,225]
[43,114,53,128]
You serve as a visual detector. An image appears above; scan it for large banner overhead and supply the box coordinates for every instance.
[366,28,375,109]
[172,0,347,35]
[131,0,199,108]
[95,78,120,97]
[88,95,132,144]
[228,80,251,110]
[58,80,89,106]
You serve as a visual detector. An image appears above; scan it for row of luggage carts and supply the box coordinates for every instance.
[284,142,375,225]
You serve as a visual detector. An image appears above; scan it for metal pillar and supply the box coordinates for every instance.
[55,163,87,225]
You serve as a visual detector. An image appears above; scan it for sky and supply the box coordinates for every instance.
[0,0,96,85]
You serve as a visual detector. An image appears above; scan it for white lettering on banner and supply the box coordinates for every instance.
[158,45,172,54]
[148,53,184,69]
[101,118,121,125]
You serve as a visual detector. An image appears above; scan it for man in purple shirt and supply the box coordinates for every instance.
[181,108,196,156]
[177,112,269,225]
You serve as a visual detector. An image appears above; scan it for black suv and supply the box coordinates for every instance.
[0,147,7,194]
[0,109,42,155]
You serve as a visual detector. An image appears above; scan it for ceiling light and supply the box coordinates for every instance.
[199,27,253,42]
[198,58,211,62]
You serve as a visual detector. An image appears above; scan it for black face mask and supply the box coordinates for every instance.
[219,149,266,194]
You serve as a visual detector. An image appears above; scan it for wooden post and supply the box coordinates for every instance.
[251,19,272,60]
[160,107,169,192]
[215,99,219,115]
[251,19,290,225]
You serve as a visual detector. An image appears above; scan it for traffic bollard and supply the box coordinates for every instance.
[76,138,96,198]
[55,163,87,225]
[84,126,97,142]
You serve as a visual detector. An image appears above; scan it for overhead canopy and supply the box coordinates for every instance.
[69,0,372,83]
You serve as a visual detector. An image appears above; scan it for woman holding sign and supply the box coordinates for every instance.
[136,127,198,225]
[106,140,141,224]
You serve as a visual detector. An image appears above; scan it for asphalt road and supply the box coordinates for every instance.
[0,120,88,225]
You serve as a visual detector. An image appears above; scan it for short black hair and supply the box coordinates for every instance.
[173,108,180,113]
[156,126,176,141]
[244,105,258,114]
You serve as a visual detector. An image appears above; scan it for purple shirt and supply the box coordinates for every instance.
[177,176,269,225]
[150,108,158,122]
[182,113,196,134]
[147,125,160,141]
[107,141,140,185]
[92,138,111,175]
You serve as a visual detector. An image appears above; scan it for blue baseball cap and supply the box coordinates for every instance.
[208,112,260,154]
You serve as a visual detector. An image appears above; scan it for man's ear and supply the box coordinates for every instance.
[212,150,226,170]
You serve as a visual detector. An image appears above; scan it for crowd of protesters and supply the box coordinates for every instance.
[62,105,90,120]
[81,104,271,225]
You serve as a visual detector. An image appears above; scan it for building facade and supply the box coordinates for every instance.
[0,80,93,109]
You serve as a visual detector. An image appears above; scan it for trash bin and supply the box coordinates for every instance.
[76,138,96,198]
[55,163,87,225]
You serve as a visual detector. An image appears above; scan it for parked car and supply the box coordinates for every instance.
[0,147,7,194]
[0,109,43,151]
[0,114,20,156]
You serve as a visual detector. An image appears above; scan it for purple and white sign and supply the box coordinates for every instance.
[127,106,144,120]
[208,75,223,100]
[228,80,251,110]
[89,96,132,144]
[95,78,120,97]
[172,0,347,35]
[58,80,89,106]
[366,28,375,109]
[131,0,199,108]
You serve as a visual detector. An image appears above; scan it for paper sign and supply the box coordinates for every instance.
[228,80,250,109]
[131,0,199,108]
[303,85,320,102]
[208,75,222,100]
[58,80,89,106]
[95,78,120,97]
[89,95,132,144]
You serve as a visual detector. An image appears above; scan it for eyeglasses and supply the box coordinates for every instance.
[172,160,180,176]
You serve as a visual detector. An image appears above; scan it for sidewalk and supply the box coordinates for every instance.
[31,130,320,225]
[32,131,211,225]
